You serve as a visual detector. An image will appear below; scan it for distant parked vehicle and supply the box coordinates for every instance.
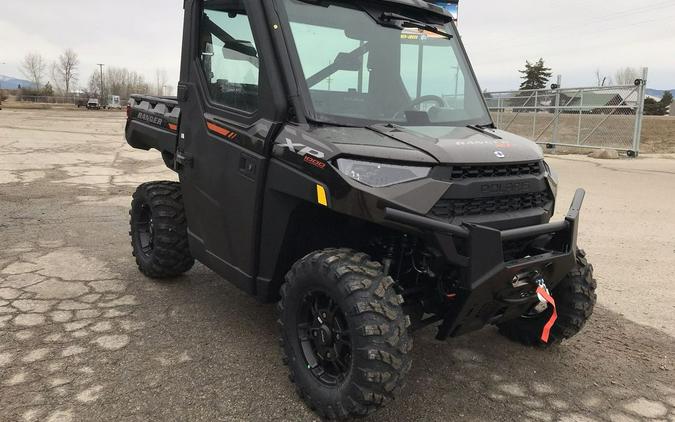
[106,95,122,110]
[86,98,101,110]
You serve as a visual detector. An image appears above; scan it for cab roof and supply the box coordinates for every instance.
[205,0,453,20]
[385,0,453,19]
[293,0,454,22]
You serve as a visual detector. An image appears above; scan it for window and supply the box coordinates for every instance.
[199,4,259,112]
[291,23,369,94]
[282,0,491,127]
[401,39,467,110]
[290,21,370,118]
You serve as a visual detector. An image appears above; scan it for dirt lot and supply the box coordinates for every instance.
[1,109,674,422]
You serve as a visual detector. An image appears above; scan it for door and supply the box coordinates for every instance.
[178,0,275,293]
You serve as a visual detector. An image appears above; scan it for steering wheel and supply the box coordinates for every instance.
[394,95,447,120]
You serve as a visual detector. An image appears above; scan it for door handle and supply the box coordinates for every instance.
[177,83,189,102]
[175,151,194,169]
[239,153,257,179]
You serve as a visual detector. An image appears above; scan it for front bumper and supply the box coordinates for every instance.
[385,189,585,340]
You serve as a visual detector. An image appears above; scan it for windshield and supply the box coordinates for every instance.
[280,0,492,127]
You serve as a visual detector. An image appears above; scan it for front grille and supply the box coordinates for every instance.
[430,191,553,219]
[447,161,543,180]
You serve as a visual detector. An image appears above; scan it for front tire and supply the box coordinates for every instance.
[129,181,194,279]
[498,249,597,347]
[278,249,412,420]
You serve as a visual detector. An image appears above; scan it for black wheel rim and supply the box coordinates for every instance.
[297,291,352,386]
[136,204,154,256]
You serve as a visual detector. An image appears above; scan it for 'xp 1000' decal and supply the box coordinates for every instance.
[303,155,327,169]
[281,138,325,159]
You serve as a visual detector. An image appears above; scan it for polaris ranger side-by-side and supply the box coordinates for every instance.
[125,0,596,419]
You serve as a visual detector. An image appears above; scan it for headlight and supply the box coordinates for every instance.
[336,158,431,188]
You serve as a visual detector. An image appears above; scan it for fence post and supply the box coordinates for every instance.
[577,91,584,145]
[551,75,562,146]
[631,67,648,157]
[497,96,503,128]
[532,90,538,138]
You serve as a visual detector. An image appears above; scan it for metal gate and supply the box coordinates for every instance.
[483,70,648,156]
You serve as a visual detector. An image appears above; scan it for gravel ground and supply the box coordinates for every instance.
[0,109,674,422]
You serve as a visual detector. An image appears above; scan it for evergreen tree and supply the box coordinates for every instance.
[519,58,552,90]
[42,82,54,96]
[644,97,659,116]
[660,91,673,115]
[645,91,674,116]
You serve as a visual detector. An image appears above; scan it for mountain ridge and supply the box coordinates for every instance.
[646,88,675,99]
[0,74,34,89]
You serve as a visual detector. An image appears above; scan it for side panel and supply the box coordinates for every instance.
[255,158,334,302]
[125,121,176,154]
[177,0,286,294]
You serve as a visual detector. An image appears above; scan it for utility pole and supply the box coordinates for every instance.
[97,63,105,101]
[326,60,333,91]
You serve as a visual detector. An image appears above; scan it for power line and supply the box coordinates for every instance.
[473,32,675,68]
[469,10,675,55]
[561,0,675,26]
[466,0,675,51]
[496,0,675,35]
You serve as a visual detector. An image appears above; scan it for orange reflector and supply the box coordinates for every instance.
[316,185,328,207]
[168,123,178,132]
[206,121,231,137]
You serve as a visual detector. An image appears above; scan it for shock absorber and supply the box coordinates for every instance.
[382,238,396,276]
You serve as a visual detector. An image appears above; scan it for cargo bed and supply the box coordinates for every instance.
[125,94,181,169]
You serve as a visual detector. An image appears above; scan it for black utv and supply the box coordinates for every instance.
[125,0,596,419]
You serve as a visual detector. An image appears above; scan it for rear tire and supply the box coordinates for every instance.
[498,249,597,347]
[129,181,194,279]
[278,248,412,420]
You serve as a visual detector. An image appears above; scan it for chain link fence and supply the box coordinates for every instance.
[14,96,89,106]
[484,70,648,156]
[11,95,130,108]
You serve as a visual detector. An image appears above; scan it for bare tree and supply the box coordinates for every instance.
[614,67,640,86]
[20,53,47,89]
[88,67,151,99]
[50,65,64,94]
[108,67,151,99]
[88,71,102,97]
[128,71,150,96]
[155,69,169,96]
[594,69,613,87]
[53,49,80,95]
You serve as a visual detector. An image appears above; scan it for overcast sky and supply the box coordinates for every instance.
[1,0,673,91]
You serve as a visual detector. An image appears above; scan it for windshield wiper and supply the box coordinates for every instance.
[401,21,452,39]
[466,124,501,139]
[379,12,453,39]
[307,117,359,129]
